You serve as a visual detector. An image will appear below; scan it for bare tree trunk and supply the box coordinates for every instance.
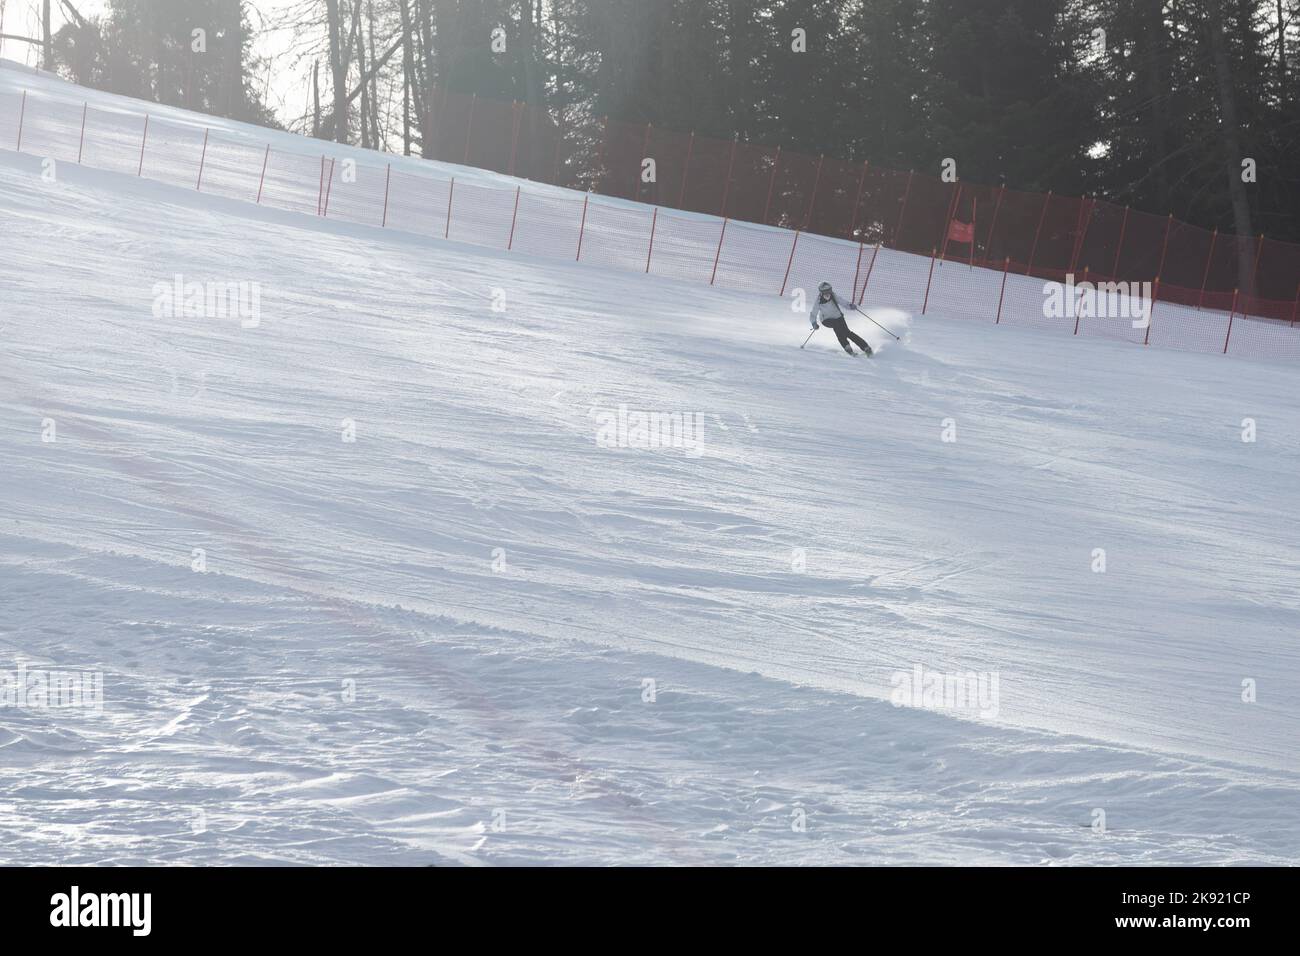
[415,0,437,156]
[367,0,381,148]
[550,0,563,101]
[1208,0,1257,295]
[1277,0,1288,95]
[518,0,542,104]
[325,0,349,142]
[228,0,243,118]
[353,0,370,148]
[1143,0,1170,214]
[398,0,415,154]
[727,1,750,135]
[403,69,411,154]
[312,59,322,137]
[42,0,52,70]
[551,0,566,181]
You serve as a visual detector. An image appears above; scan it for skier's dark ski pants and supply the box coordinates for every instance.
[822,316,870,354]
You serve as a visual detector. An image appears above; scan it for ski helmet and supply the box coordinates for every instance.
[818,282,833,293]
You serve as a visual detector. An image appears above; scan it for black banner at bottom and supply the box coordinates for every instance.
[0,865,1286,942]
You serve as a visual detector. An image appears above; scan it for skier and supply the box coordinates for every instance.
[809,282,873,356]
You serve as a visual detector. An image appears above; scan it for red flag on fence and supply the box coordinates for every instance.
[947,219,975,244]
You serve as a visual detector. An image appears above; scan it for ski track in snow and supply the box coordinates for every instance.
[2,66,1299,866]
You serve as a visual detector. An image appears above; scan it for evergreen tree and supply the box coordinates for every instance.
[52,0,276,126]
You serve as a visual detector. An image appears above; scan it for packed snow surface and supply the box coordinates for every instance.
[1,64,1298,865]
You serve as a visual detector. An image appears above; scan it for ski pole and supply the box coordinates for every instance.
[800,327,818,349]
[852,303,901,340]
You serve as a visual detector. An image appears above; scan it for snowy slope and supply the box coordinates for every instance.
[1,66,1299,865]
[4,58,1292,364]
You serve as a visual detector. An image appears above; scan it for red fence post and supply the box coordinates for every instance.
[317,154,325,214]
[322,157,335,217]
[645,207,658,273]
[77,102,87,164]
[761,146,782,226]
[1198,227,1218,309]
[1144,277,1159,345]
[196,128,209,190]
[575,192,589,260]
[137,114,149,176]
[1290,282,1299,327]
[779,230,801,297]
[802,153,825,230]
[445,176,455,238]
[1223,288,1239,354]
[922,247,938,314]
[996,256,1010,323]
[381,163,391,227]
[677,131,695,209]
[851,240,866,301]
[719,135,739,217]
[1111,205,1130,278]
[1026,190,1052,276]
[710,218,729,285]
[507,185,521,250]
[15,90,25,151]
[463,93,476,165]
[892,170,914,247]
[858,242,881,302]
[256,144,270,204]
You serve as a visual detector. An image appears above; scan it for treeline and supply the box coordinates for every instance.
[39,1,1300,242]
[44,0,276,127]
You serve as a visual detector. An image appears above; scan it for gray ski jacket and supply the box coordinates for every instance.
[809,291,852,329]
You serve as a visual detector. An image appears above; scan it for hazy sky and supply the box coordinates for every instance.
[0,0,319,129]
